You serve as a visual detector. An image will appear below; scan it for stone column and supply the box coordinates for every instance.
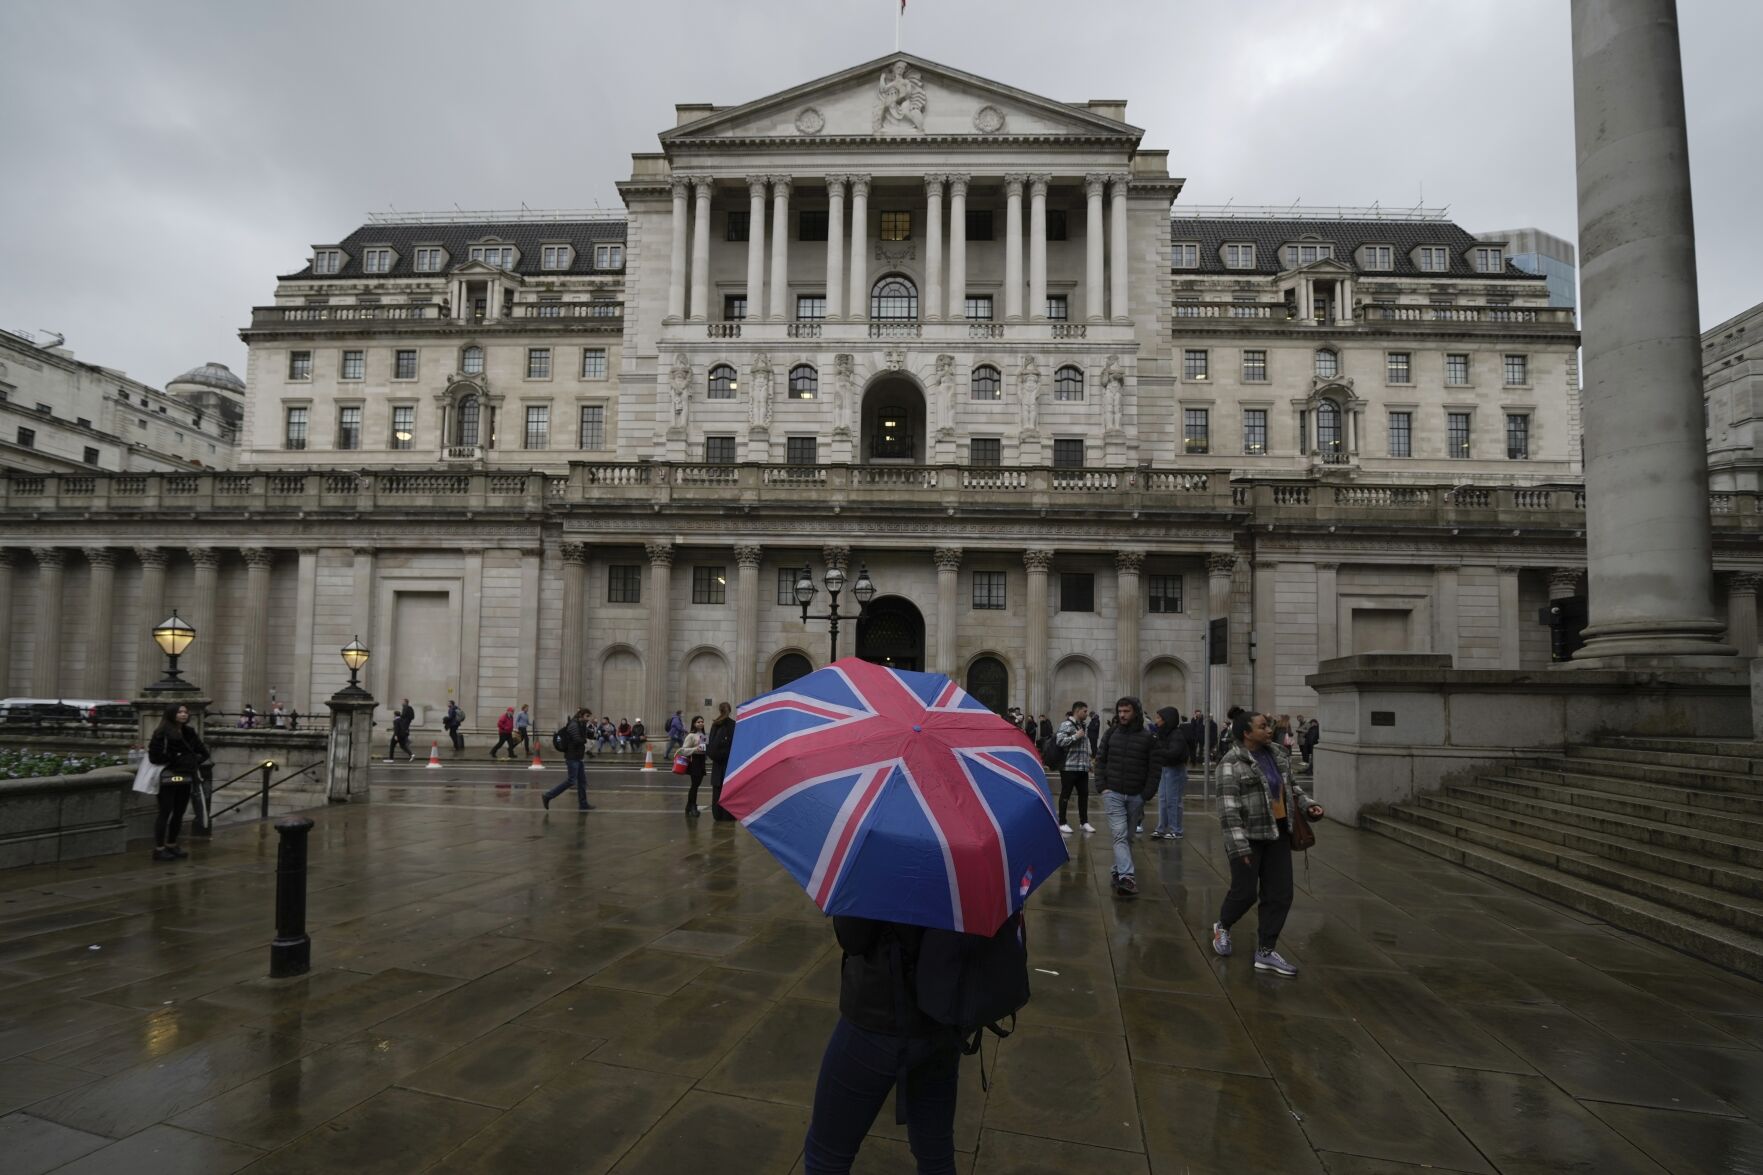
[560,542,588,710]
[238,547,272,711]
[745,176,769,321]
[1115,550,1144,700]
[1003,175,1025,321]
[644,542,673,726]
[689,178,712,322]
[1207,554,1237,720]
[186,547,220,693]
[933,547,962,677]
[1109,174,1130,323]
[1024,549,1052,716]
[768,176,792,320]
[136,546,167,691]
[1725,573,1759,658]
[1028,175,1049,322]
[1315,562,1340,662]
[1252,559,1278,712]
[847,176,870,322]
[825,176,847,320]
[924,175,945,322]
[1337,277,1354,324]
[0,551,13,693]
[946,175,969,320]
[735,544,763,701]
[31,548,64,697]
[667,179,690,321]
[82,548,116,697]
[1434,566,1461,664]
[1570,0,1732,666]
[1497,566,1523,669]
[1084,173,1106,322]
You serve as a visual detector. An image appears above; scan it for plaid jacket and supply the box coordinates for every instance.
[1054,717,1092,774]
[1217,742,1316,859]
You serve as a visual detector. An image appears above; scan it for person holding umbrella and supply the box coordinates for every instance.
[706,701,738,821]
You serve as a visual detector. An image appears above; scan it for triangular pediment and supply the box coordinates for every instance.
[1282,257,1356,278]
[661,53,1142,144]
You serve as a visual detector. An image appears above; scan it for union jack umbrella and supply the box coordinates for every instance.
[721,658,1069,936]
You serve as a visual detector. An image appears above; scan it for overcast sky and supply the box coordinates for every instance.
[2,0,1757,387]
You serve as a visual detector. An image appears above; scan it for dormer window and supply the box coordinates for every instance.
[541,245,573,270]
[1173,242,1198,268]
[414,247,446,272]
[1417,246,1450,272]
[1224,243,1256,269]
[469,245,515,268]
[1474,246,1504,273]
[1282,242,1334,266]
[312,250,342,275]
[1362,245,1393,271]
[362,248,394,274]
[594,244,625,269]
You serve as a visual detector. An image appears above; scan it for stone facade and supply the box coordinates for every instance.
[1704,299,1762,492]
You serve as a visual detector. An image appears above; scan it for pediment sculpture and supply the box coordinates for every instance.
[874,62,927,134]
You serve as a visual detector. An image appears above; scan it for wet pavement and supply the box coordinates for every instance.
[1,762,1760,1173]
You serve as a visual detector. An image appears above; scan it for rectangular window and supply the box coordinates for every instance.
[1052,438,1085,468]
[1224,243,1255,269]
[796,295,826,321]
[594,244,624,269]
[964,295,993,321]
[1284,243,1333,265]
[337,406,361,450]
[1388,411,1412,457]
[1045,295,1069,321]
[541,245,571,270]
[468,245,513,267]
[340,350,364,380]
[1172,242,1199,268]
[785,436,818,465]
[578,404,605,449]
[83,446,100,465]
[391,405,414,450]
[1148,574,1183,614]
[288,350,312,380]
[693,565,727,605]
[969,437,1001,466]
[581,348,607,379]
[972,571,1007,610]
[965,210,994,241]
[1418,246,1450,272]
[394,349,417,380]
[362,248,392,273]
[607,565,641,604]
[283,407,307,449]
[524,405,549,449]
[705,435,736,463]
[1241,350,1267,382]
[16,426,34,448]
[76,416,90,428]
[1448,411,1472,459]
[414,247,444,272]
[1045,210,1068,241]
[723,295,748,321]
[1060,573,1095,613]
[312,250,341,274]
[1504,354,1528,386]
[1445,353,1470,385]
[1386,351,1411,383]
[1475,246,1504,273]
[1506,413,1531,460]
[879,211,911,241]
[1183,349,1209,381]
[725,212,749,242]
[526,348,551,379]
[1242,408,1268,455]
[1363,244,1393,270]
[798,210,828,241]
[778,567,800,606]
[1183,408,1210,454]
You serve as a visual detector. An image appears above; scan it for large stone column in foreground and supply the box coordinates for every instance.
[1569,0,1734,667]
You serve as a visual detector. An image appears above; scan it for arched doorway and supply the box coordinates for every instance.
[1142,657,1190,713]
[681,648,731,713]
[965,655,1009,714]
[771,651,813,689]
[861,377,926,464]
[856,595,925,671]
[1051,655,1100,714]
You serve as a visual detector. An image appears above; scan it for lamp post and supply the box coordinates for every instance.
[796,563,876,662]
[336,636,371,698]
[149,610,197,692]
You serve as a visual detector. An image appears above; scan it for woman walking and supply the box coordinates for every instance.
[147,703,209,862]
[681,715,709,816]
[1212,711,1325,977]
[706,701,738,822]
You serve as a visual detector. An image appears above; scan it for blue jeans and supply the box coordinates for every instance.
[1155,767,1186,835]
[1102,790,1145,879]
[803,1017,959,1175]
[543,757,588,808]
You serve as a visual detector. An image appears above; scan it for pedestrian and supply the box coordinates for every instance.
[147,702,209,862]
[1037,713,1053,744]
[596,717,616,754]
[681,715,709,816]
[1093,696,1160,897]
[1212,711,1325,977]
[443,700,465,755]
[1053,702,1093,835]
[541,708,593,811]
[1301,717,1320,765]
[490,707,518,758]
[707,701,738,821]
[387,697,415,761]
[1086,706,1101,754]
[515,704,532,755]
[616,717,633,752]
[665,710,686,757]
[239,702,258,729]
[1149,705,1189,840]
[631,717,647,750]
[270,701,287,729]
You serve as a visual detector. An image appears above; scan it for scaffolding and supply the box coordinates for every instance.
[1171,203,1451,221]
[364,208,625,225]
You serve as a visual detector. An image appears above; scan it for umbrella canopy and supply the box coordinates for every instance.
[721,658,1069,936]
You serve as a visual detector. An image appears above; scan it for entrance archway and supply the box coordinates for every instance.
[964,654,1009,714]
[771,651,813,689]
[860,377,925,463]
[856,595,925,671]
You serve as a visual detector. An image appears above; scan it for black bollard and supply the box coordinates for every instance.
[269,815,315,978]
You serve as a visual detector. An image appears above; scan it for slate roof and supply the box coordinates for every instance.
[1168,218,1542,282]
[282,220,629,281]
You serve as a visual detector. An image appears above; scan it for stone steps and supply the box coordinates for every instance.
[1478,773,1763,838]
[1503,764,1763,818]
[1593,734,1763,762]
[1539,751,1759,796]
[1564,742,1763,781]
[1454,780,1763,864]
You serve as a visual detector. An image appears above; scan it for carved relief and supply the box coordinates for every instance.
[833,354,856,437]
[934,354,957,437]
[749,353,774,427]
[669,354,691,424]
[874,61,927,134]
[1101,354,1126,433]
[794,107,825,135]
[1019,355,1042,434]
[882,349,907,372]
[973,105,1005,133]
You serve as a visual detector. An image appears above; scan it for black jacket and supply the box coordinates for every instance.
[834,916,935,1037]
[148,724,209,783]
[1151,706,1190,769]
[1093,697,1159,796]
[560,718,588,761]
[708,715,737,763]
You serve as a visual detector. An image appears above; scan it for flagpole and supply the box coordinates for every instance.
[896,0,903,51]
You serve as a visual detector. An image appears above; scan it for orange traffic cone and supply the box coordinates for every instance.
[426,741,442,769]
[641,747,656,772]
[528,747,545,771]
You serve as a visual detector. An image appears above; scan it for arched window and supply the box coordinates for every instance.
[970,365,1001,401]
[461,345,484,375]
[870,275,918,321]
[788,364,818,400]
[708,364,737,399]
[965,656,1009,715]
[872,406,915,459]
[772,653,812,689]
[456,395,481,447]
[1054,365,1085,401]
[1316,400,1344,462]
[1313,348,1338,379]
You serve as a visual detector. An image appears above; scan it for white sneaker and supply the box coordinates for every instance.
[1081,822,1095,833]
[1059,823,1073,834]
[1135,824,1143,834]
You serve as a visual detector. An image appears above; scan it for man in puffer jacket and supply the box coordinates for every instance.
[1092,696,1161,897]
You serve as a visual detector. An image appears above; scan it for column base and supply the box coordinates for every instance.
[1569,617,1738,669]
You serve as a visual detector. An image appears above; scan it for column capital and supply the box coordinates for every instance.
[671,178,692,199]
[925,173,946,194]
[825,174,848,196]
[821,544,851,572]
[188,546,221,569]
[1114,550,1145,574]
[1108,172,1132,192]
[644,541,674,567]
[932,546,963,572]
[1313,562,1340,573]
[134,545,167,569]
[691,176,714,197]
[1495,564,1524,577]
[1205,553,1239,576]
[31,546,64,568]
[1023,549,1053,573]
[1548,566,1586,598]
[734,544,764,568]
[848,175,871,198]
[1084,172,1109,197]
[1003,174,1027,196]
[560,542,590,566]
[82,547,116,568]
[240,547,274,569]
[1028,174,1050,198]
[769,175,793,196]
[746,175,771,196]
[1725,571,1762,595]
[350,545,376,558]
[946,173,970,196]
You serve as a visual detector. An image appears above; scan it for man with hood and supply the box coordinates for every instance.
[1092,696,1162,897]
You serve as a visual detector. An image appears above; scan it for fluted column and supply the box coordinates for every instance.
[1028,175,1049,322]
[1024,550,1052,716]
[1109,174,1130,323]
[1207,553,1237,720]
[689,178,712,322]
[1084,173,1106,322]
[239,547,273,710]
[735,544,763,701]
[924,175,945,322]
[1725,573,1760,658]
[1115,551,1144,700]
[667,179,690,322]
[946,175,969,320]
[135,546,167,691]
[768,176,792,320]
[560,542,588,710]
[1004,175,1025,321]
[645,542,673,726]
[82,548,116,697]
[933,547,962,677]
[0,551,14,693]
[825,176,847,320]
[1316,562,1340,662]
[186,547,220,692]
[745,176,769,321]
[30,548,64,697]
[847,176,870,322]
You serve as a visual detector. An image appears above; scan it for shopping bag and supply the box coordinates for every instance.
[672,754,690,774]
[132,757,164,795]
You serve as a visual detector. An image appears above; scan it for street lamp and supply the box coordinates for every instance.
[797,562,876,662]
[149,610,197,692]
[338,636,370,697]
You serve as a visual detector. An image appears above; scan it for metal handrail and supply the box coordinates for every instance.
[210,759,322,821]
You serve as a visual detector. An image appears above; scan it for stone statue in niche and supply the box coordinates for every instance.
[1019,355,1042,434]
[669,353,691,424]
[935,354,957,437]
[833,354,855,436]
[749,352,773,427]
[1101,353,1126,432]
[874,61,927,134]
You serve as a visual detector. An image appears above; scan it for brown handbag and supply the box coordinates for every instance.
[1288,803,1317,852]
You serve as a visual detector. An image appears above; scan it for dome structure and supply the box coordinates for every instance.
[169,361,246,395]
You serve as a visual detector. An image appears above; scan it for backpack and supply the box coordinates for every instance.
[552,723,569,752]
[1038,734,1066,770]
[913,911,1031,1067]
